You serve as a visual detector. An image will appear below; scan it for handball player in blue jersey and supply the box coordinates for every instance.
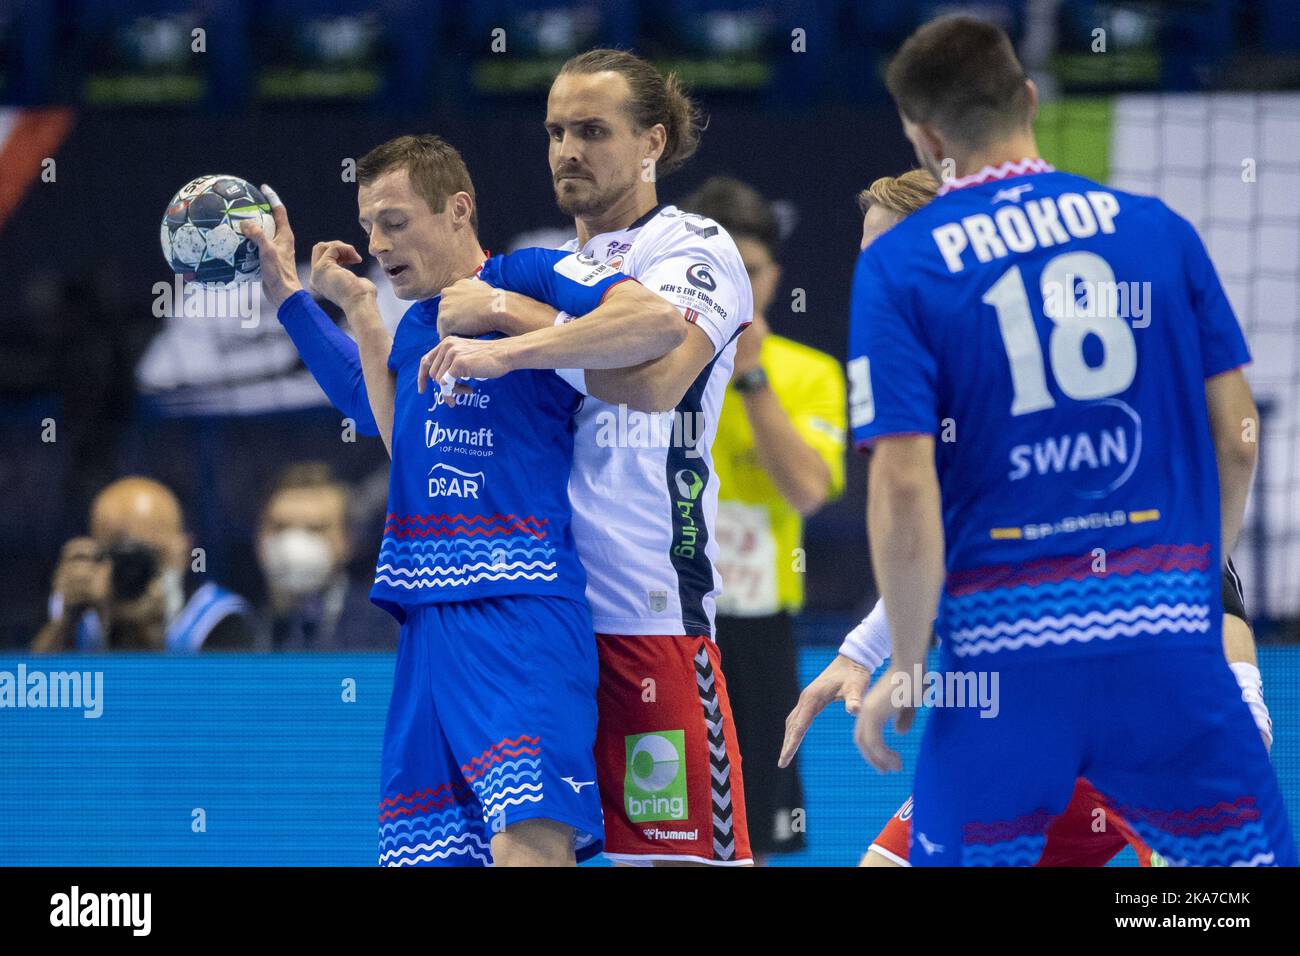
[848,17,1294,866]
[243,135,683,866]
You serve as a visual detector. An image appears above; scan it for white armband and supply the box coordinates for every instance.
[838,598,892,673]
[1229,661,1273,751]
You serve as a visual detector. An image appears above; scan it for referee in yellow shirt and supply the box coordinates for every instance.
[680,178,847,862]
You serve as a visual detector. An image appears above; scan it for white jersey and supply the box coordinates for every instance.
[558,205,753,636]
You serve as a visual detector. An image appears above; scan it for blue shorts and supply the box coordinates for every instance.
[378,595,603,866]
[910,647,1296,866]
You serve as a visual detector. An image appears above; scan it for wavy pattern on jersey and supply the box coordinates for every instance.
[378,535,555,560]
[474,756,543,791]
[379,806,473,840]
[378,792,491,866]
[376,559,556,578]
[382,833,493,866]
[964,809,1059,845]
[1088,796,1278,866]
[961,833,1048,867]
[946,543,1210,596]
[941,542,1213,658]
[1110,796,1262,837]
[460,735,541,778]
[949,606,1211,657]
[383,512,549,538]
[377,515,558,590]
[459,735,546,820]
[380,780,473,812]
[959,807,1066,865]
[946,570,1215,624]
[1131,820,1275,867]
[380,818,475,849]
[952,603,1210,642]
[375,569,559,590]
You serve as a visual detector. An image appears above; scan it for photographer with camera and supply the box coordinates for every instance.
[31,476,254,652]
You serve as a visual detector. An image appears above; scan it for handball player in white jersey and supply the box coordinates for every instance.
[420,50,754,865]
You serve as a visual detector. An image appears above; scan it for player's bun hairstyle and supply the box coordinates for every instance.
[856,169,940,219]
[557,49,704,177]
[680,176,779,257]
[356,134,479,233]
[885,15,1034,150]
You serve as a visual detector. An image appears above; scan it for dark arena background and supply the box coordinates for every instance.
[2,0,1300,887]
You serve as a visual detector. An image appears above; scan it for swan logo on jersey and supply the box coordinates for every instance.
[686,262,716,292]
[427,463,484,500]
[624,731,688,822]
[1007,399,1143,499]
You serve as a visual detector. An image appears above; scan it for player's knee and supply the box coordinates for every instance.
[490,817,577,867]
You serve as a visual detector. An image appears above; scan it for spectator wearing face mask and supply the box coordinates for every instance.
[255,462,397,651]
[31,476,254,652]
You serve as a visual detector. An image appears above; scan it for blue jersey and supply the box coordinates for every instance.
[848,161,1250,662]
[371,248,628,621]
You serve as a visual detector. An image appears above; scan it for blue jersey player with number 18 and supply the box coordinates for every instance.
[243,134,683,866]
[849,16,1294,866]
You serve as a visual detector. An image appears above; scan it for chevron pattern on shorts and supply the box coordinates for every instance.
[694,644,735,861]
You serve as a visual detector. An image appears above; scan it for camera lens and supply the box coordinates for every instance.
[108,539,160,602]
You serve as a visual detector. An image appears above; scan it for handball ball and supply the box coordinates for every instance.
[160,175,274,286]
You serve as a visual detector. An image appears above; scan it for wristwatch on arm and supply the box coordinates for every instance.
[733,366,769,394]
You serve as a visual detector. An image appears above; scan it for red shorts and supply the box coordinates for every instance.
[868,779,1155,866]
[594,633,752,865]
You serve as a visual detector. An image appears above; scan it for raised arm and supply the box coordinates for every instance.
[242,186,380,437]
[309,241,396,456]
[277,292,380,437]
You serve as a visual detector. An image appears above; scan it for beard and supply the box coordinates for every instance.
[552,171,633,218]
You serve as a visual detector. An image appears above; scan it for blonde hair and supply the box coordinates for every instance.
[856,169,940,218]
